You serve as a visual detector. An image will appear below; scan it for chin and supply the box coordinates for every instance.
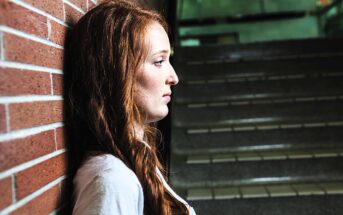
[147,109,169,123]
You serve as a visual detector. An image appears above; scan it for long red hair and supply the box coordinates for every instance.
[64,0,188,214]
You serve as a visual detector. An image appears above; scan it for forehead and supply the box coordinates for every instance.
[144,22,170,54]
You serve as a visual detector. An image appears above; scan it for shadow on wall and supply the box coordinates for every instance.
[60,24,75,215]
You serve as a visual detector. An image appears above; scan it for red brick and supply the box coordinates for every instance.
[55,127,64,150]
[9,100,63,131]
[52,74,62,95]
[0,130,55,171]
[0,1,48,39]
[23,0,64,21]
[4,33,64,69]
[49,20,67,46]
[64,2,84,25]
[69,0,87,12]
[0,177,12,210]
[87,0,96,10]
[0,68,51,96]
[0,104,6,133]
[15,153,66,199]
[11,184,60,215]
[0,37,2,59]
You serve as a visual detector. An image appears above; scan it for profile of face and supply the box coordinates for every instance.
[134,22,179,123]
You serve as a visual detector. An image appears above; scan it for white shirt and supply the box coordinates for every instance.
[73,154,196,215]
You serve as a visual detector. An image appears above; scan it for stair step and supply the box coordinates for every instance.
[172,100,343,128]
[185,148,343,164]
[189,195,343,215]
[186,181,343,201]
[184,96,343,108]
[174,77,343,104]
[176,56,343,81]
[171,39,343,215]
[175,38,343,63]
[170,157,343,188]
[171,126,343,155]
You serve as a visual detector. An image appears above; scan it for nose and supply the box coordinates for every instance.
[167,63,179,86]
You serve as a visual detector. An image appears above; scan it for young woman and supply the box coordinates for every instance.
[64,0,196,214]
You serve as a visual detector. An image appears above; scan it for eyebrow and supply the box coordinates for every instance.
[151,50,169,57]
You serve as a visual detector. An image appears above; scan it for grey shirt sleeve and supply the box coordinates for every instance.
[73,155,144,215]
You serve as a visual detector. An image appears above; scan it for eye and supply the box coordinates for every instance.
[154,59,164,66]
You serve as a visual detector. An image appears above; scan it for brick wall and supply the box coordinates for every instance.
[0,0,167,213]
[0,0,98,214]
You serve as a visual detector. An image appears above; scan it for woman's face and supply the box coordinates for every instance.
[134,22,179,123]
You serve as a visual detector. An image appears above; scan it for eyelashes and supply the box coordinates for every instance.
[154,60,164,66]
[152,54,170,67]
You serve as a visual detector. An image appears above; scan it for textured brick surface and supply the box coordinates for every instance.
[15,153,66,199]
[0,177,12,210]
[4,34,64,69]
[55,127,65,150]
[0,0,78,212]
[0,35,2,59]
[88,0,96,10]
[9,100,63,131]
[10,184,60,215]
[69,0,87,12]
[0,130,55,171]
[64,2,84,24]
[0,104,6,133]
[52,74,62,95]
[0,68,51,96]
[23,0,64,21]
[0,1,48,38]
[49,20,67,46]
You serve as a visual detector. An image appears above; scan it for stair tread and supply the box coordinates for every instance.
[174,77,343,104]
[170,157,343,188]
[175,38,343,62]
[185,148,343,164]
[171,126,343,155]
[188,195,343,215]
[173,100,343,128]
[186,181,343,201]
[176,56,343,81]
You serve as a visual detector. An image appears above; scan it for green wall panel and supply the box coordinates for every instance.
[180,16,319,44]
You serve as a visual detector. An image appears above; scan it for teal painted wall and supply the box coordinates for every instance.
[178,0,323,44]
[178,0,319,20]
[180,17,320,44]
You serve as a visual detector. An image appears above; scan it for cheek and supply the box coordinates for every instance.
[134,65,165,107]
[136,71,161,96]
[136,66,152,89]
[134,77,154,110]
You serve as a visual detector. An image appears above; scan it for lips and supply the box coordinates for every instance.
[163,92,172,103]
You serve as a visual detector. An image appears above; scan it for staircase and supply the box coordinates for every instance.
[169,38,343,215]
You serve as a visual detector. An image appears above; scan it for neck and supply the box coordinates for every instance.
[133,121,145,141]
[133,122,151,149]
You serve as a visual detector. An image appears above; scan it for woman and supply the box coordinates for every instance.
[64,0,196,214]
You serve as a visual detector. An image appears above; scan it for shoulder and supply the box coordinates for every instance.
[73,154,144,215]
[74,154,141,191]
